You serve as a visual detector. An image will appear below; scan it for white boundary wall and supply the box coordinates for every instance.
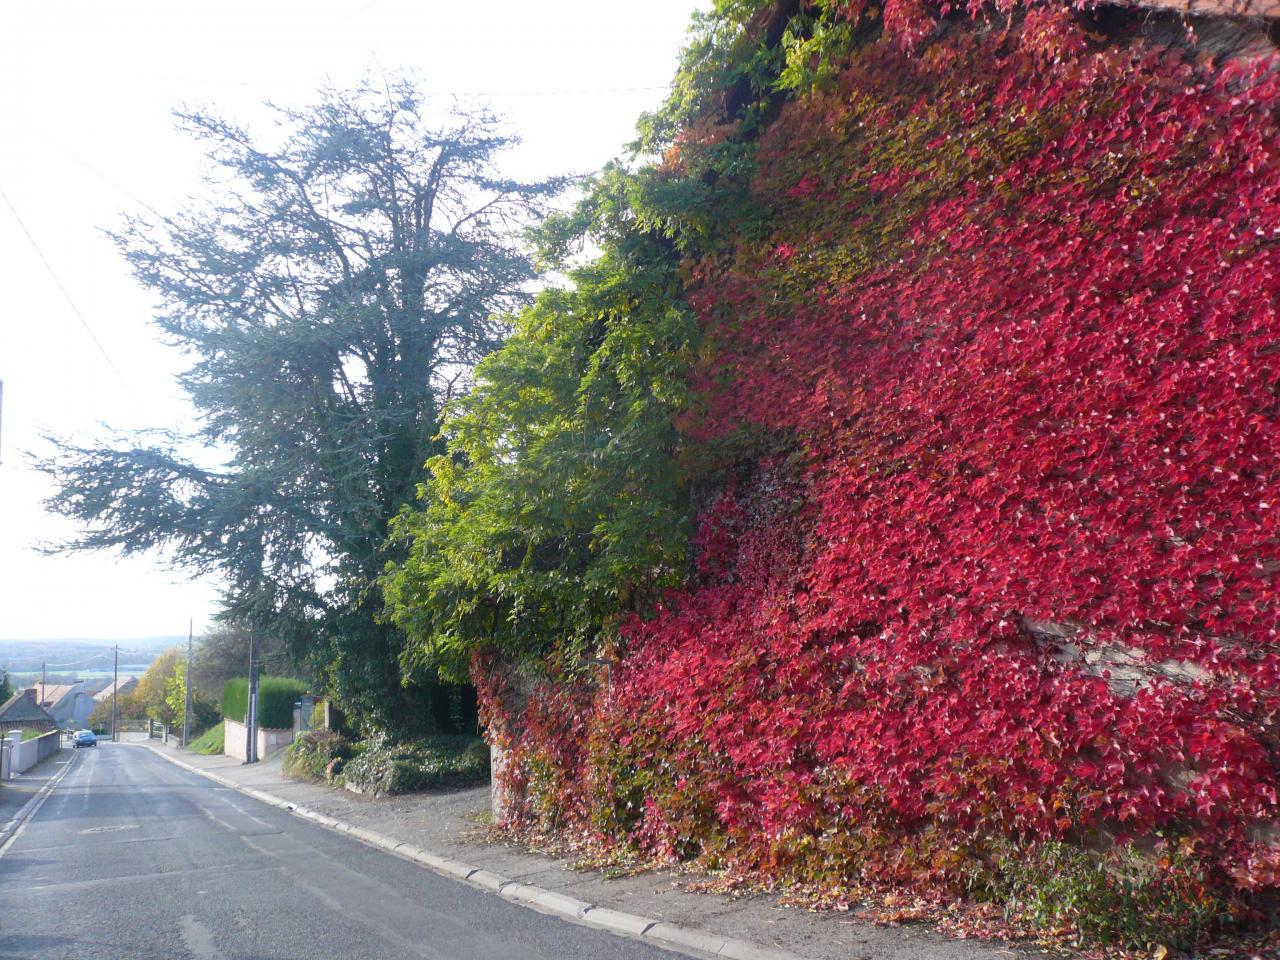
[1,730,61,778]
[223,718,294,761]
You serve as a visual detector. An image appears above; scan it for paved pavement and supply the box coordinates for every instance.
[134,740,1035,960]
[0,748,76,851]
[0,743,689,960]
[0,750,70,823]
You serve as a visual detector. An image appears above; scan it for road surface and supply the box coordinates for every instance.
[0,743,685,960]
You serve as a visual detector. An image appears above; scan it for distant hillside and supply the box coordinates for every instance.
[0,637,182,676]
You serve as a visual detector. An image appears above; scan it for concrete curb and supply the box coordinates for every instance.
[138,743,803,960]
[0,747,78,858]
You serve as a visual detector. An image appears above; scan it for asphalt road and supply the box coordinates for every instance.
[0,744,684,960]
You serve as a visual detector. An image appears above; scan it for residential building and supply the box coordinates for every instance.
[34,682,94,729]
[0,688,57,735]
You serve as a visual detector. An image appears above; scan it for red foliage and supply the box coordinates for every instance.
[482,19,1280,901]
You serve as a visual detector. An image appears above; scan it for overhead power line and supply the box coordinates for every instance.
[0,187,123,379]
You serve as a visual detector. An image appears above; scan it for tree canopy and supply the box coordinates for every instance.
[382,166,703,680]
[39,77,564,733]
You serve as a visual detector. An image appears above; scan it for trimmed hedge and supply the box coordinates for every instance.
[220,677,309,729]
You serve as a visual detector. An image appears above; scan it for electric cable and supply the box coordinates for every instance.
[0,187,124,379]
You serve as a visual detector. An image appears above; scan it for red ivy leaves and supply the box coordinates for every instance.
[481,20,1280,902]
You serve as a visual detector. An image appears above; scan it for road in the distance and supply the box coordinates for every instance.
[0,743,683,960]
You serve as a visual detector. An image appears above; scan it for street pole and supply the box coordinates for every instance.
[111,645,118,742]
[245,630,259,764]
[182,619,193,748]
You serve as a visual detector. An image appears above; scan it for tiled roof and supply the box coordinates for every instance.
[0,688,57,724]
[94,677,138,702]
[33,683,77,708]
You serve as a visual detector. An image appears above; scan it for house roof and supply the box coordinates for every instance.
[94,677,138,702]
[0,688,57,725]
[33,683,78,709]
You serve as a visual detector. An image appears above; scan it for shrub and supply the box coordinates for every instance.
[989,840,1235,952]
[220,677,309,728]
[341,735,489,797]
[282,729,353,784]
[190,697,220,734]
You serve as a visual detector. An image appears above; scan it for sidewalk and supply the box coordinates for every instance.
[0,751,68,815]
[0,748,76,849]
[142,740,1034,960]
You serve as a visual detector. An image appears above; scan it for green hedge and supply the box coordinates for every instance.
[220,677,309,729]
[221,678,247,723]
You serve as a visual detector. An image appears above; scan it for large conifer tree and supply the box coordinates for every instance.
[39,77,563,734]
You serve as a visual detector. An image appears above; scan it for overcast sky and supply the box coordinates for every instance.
[0,0,702,641]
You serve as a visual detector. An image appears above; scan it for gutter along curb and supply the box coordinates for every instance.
[139,744,801,960]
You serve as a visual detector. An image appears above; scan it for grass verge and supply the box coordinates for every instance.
[187,720,225,755]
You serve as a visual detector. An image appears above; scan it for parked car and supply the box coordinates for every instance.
[72,730,97,749]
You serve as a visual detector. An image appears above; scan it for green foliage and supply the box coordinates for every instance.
[135,648,185,726]
[163,660,187,729]
[0,673,13,704]
[282,728,353,783]
[191,698,219,733]
[35,76,565,737]
[340,735,489,796]
[88,690,143,728]
[988,840,1235,952]
[382,27,786,679]
[384,212,701,675]
[635,0,784,151]
[262,678,309,730]
[188,720,225,755]
[191,621,292,703]
[220,676,309,729]
[777,10,859,94]
[221,678,248,724]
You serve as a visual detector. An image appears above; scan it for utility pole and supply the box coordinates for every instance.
[111,645,118,742]
[182,619,193,748]
[245,630,259,763]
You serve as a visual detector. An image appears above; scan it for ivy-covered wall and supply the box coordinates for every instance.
[464,0,1280,947]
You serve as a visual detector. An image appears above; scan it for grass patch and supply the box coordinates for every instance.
[188,721,225,755]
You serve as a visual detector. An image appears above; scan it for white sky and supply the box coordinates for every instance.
[0,0,702,641]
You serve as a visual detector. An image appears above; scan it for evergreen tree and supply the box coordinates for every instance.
[39,77,563,734]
